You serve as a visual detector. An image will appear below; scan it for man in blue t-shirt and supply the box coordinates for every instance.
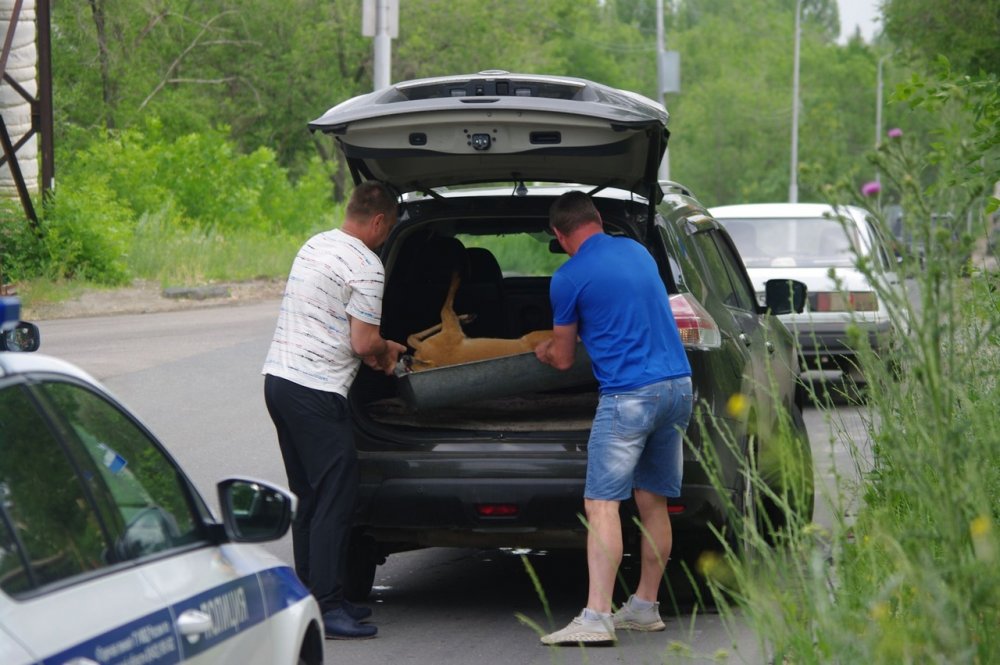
[535,191,693,646]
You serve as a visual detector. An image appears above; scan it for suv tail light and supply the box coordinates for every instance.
[669,293,722,349]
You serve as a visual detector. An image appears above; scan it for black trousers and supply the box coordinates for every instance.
[264,374,358,614]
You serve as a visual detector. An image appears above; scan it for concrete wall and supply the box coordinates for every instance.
[0,0,37,196]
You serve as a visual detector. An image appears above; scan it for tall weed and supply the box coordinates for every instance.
[701,68,1000,663]
[127,207,327,286]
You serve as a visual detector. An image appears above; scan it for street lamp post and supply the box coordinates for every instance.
[789,0,802,203]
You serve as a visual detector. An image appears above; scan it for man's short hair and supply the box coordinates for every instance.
[549,190,601,235]
[347,181,397,221]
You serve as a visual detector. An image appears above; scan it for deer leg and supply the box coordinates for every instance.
[406,313,474,350]
[438,272,463,335]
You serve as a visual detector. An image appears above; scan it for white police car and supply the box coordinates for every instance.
[0,297,323,664]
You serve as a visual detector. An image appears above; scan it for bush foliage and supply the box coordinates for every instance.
[20,122,337,285]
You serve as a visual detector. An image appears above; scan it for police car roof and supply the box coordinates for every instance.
[0,351,100,385]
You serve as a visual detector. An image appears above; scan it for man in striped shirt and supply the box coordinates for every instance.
[263,181,405,640]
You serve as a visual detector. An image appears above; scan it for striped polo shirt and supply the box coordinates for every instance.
[263,228,384,396]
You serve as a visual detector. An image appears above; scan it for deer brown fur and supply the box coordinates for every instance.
[406,272,552,371]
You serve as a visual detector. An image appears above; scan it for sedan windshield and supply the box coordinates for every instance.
[720,217,859,268]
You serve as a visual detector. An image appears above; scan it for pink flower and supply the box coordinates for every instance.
[887,127,903,138]
[861,181,881,196]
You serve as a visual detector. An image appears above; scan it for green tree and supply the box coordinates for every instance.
[882,0,1000,75]
[666,0,867,204]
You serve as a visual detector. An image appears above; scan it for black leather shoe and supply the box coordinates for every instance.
[323,607,378,639]
[342,599,373,621]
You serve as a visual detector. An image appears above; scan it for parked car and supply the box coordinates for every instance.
[709,202,906,385]
[307,71,813,599]
[0,304,324,665]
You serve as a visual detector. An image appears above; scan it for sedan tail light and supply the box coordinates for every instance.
[669,293,722,349]
[809,291,878,312]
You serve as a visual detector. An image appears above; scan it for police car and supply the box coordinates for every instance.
[0,297,324,664]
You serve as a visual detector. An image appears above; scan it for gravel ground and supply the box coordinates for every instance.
[21,279,286,320]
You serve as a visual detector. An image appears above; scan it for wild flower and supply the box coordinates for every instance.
[726,392,749,418]
[861,181,881,196]
[887,127,903,138]
[970,515,991,538]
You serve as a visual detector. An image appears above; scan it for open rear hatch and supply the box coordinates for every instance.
[308,71,668,204]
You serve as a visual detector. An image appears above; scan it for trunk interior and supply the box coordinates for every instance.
[350,195,648,435]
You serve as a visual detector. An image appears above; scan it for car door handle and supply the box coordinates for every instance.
[177,608,214,641]
[63,659,100,665]
[738,333,752,347]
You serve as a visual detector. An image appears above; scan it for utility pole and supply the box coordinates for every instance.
[656,0,668,181]
[789,0,802,203]
[362,0,398,91]
[656,0,680,182]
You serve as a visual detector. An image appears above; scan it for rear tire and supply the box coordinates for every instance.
[760,404,814,541]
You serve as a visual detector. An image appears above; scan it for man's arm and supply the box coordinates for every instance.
[535,322,578,370]
[350,316,406,374]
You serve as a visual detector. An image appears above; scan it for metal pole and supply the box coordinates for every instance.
[789,0,801,203]
[875,54,889,184]
[373,0,390,90]
[656,0,669,181]
[38,0,53,197]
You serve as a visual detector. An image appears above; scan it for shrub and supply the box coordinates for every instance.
[30,120,338,286]
[40,177,134,284]
[0,200,45,284]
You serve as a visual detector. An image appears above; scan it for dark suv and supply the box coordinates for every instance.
[308,72,813,599]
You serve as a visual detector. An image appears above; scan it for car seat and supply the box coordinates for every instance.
[383,233,468,345]
[454,246,506,338]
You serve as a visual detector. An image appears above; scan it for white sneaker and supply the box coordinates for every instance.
[540,610,616,645]
[612,595,666,632]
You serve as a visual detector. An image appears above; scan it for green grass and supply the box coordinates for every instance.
[126,208,312,286]
[14,209,327,309]
[698,258,1000,663]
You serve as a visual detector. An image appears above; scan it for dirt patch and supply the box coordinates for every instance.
[21,279,286,320]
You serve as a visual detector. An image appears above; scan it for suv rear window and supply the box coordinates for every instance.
[456,232,566,277]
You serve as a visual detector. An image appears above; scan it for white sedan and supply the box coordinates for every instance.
[710,202,906,384]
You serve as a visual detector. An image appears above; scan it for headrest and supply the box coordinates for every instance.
[465,247,502,282]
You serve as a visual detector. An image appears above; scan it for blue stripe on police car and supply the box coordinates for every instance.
[42,566,307,664]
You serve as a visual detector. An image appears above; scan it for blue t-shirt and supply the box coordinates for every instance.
[550,233,691,393]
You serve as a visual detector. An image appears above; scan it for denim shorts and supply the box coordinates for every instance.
[584,376,694,501]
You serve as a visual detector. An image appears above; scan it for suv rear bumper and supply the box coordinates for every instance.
[352,456,730,551]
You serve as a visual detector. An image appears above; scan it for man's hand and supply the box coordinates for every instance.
[351,316,408,375]
[362,339,406,375]
[535,323,578,370]
[377,339,407,375]
[534,338,554,364]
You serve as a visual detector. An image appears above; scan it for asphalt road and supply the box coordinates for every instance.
[36,300,868,665]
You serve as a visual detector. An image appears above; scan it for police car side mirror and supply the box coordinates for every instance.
[217,477,297,543]
[1,295,40,352]
[1,321,40,352]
